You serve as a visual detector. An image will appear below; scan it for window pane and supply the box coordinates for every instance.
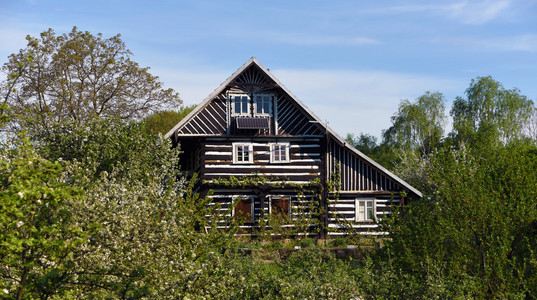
[366,202,373,220]
[263,96,270,113]
[244,146,249,161]
[237,146,244,161]
[358,201,365,221]
[241,96,248,114]
[234,96,241,113]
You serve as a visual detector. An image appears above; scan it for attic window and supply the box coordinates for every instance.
[254,95,272,116]
[230,93,273,117]
[232,95,250,116]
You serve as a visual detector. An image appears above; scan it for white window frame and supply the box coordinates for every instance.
[230,94,251,116]
[233,143,253,164]
[270,142,290,163]
[253,94,273,116]
[355,199,375,222]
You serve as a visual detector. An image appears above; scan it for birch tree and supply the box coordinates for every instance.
[450,76,534,146]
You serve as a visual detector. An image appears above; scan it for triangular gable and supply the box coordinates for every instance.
[165,58,268,137]
[165,57,422,198]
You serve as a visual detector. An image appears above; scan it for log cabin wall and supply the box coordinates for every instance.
[325,138,406,235]
[195,136,323,235]
[327,194,401,236]
[208,191,319,236]
[326,138,403,193]
[167,58,422,237]
[200,137,322,184]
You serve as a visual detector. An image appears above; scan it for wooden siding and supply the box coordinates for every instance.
[208,191,319,235]
[231,64,276,90]
[276,94,324,136]
[201,138,322,184]
[177,96,227,135]
[327,139,403,193]
[173,64,324,138]
[327,194,400,236]
[168,58,421,237]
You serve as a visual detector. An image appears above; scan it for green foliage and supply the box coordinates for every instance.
[386,143,537,298]
[197,250,361,299]
[383,91,447,155]
[345,132,379,155]
[0,103,10,128]
[450,76,534,147]
[345,132,400,170]
[0,135,86,299]
[36,118,179,182]
[1,27,181,132]
[142,104,196,135]
[331,237,348,247]
[0,119,240,298]
[299,238,317,248]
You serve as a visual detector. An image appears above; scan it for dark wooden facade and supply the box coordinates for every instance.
[166,58,422,237]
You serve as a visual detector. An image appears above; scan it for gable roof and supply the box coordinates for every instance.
[165,57,422,198]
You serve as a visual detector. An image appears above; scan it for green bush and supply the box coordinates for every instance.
[332,237,348,247]
[299,237,317,248]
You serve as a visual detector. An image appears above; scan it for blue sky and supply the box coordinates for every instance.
[1,0,536,138]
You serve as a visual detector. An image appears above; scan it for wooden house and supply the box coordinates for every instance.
[165,57,422,238]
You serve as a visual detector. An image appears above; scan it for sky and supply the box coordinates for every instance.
[1,0,536,139]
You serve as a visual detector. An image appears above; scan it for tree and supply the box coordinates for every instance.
[36,118,180,181]
[450,76,534,146]
[382,91,447,155]
[345,132,379,155]
[345,132,399,170]
[1,27,181,132]
[0,136,86,299]
[0,119,239,298]
[387,143,537,298]
[47,120,237,298]
[142,104,196,135]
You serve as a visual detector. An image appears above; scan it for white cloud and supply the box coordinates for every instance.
[273,69,461,138]
[367,0,514,25]
[438,34,537,52]
[269,33,380,46]
[447,0,513,24]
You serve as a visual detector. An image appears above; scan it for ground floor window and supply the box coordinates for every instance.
[270,197,290,217]
[356,199,375,222]
[234,196,254,222]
